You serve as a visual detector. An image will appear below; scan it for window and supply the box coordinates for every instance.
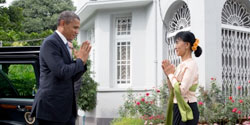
[0,64,36,97]
[221,0,250,96]
[164,3,191,66]
[114,16,132,85]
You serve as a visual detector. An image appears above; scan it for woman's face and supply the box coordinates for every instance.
[175,38,190,57]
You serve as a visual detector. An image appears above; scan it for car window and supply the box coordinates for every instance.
[0,64,37,98]
[0,65,18,97]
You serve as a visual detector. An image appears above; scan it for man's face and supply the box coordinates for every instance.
[62,18,80,41]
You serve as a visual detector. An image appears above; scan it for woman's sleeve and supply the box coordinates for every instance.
[168,65,197,95]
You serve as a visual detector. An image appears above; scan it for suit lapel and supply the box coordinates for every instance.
[54,33,72,61]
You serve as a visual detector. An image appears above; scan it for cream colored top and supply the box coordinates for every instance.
[168,58,199,103]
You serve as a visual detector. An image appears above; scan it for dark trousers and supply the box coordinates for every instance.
[36,114,76,125]
[173,102,199,125]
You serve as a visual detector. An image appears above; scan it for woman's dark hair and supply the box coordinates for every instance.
[174,31,202,57]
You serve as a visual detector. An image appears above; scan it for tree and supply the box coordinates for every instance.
[0,0,5,3]
[0,6,23,32]
[11,0,76,33]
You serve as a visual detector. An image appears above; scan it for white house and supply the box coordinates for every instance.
[75,0,250,124]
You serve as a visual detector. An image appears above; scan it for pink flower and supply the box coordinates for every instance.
[248,116,250,119]
[146,101,148,104]
[239,99,243,103]
[211,77,216,80]
[231,99,235,103]
[156,89,160,93]
[229,96,233,100]
[156,115,161,119]
[136,102,140,105]
[198,101,203,106]
[237,110,241,114]
[146,93,150,96]
[238,86,241,90]
[141,98,145,102]
[248,80,250,84]
[232,108,237,112]
[149,116,153,120]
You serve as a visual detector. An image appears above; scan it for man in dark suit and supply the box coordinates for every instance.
[31,11,91,125]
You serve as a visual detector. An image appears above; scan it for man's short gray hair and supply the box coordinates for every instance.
[57,11,80,26]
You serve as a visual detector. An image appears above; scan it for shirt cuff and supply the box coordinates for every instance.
[168,74,178,86]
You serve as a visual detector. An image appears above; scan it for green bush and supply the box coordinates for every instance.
[198,78,250,124]
[111,117,145,125]
[117,83,168,125]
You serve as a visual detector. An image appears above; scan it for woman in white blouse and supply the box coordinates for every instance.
[162,31,202,125]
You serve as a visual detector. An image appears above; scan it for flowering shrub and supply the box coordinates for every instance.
[116,84,168,125]
[198,78,250,124]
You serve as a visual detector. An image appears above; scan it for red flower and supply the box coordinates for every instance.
[231,99,235,103]
[229,96,233,100]
[198,101,203,106]
[211,77,214,80]
[156,89,160,93]
[232,108,237,112]
[248,116,250,119]
[141,98,145,102]
[146,101,148,104]
[149,116,153,120]
[238,110,241,114]
[136,102,140,105]
[239,99,243,103]
[146,93,150,96]
[150,101,154,104]
[238,86,241,90]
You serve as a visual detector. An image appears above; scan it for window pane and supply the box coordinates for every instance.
[121,46,126,60]
[117,65,120,80]
[127,65,130,79]
[0,65,18,97]
[121,65,126,79]
[116,17,132,36]
[7,64,36,97]
[117,46,120,60]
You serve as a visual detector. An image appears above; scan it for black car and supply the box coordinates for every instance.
[0,47,40,125]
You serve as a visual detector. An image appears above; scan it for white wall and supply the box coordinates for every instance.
[79,4,155,121]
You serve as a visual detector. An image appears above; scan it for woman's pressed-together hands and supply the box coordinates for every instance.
[161,60,175,76]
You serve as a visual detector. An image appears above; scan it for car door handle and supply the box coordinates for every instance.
[17,105,26,111]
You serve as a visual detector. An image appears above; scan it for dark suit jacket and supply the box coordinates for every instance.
[31,32,87,122]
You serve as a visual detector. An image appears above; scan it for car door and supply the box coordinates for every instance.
[0,59,39,125]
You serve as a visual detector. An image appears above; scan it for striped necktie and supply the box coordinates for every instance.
[66,42,73,59]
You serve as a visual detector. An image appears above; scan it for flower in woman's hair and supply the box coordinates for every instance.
[146,93,150,96]
[232,108,237,112]
[192,39,200,51]
[238,86,241,90]
[239,99,243,103]
[198,101,203,106]
[228,96,233,100]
